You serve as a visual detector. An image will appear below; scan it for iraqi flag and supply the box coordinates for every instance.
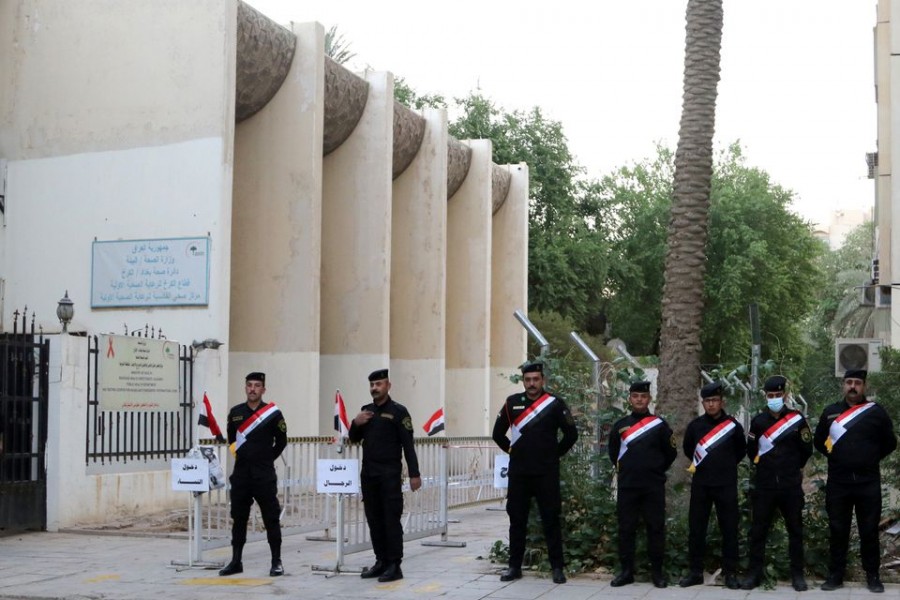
[423,407,445,436]
[198,392,225,443]
[334,390,351,438]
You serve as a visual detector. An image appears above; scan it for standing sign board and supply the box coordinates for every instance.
[316,459,360,494]
[171,458,209,492]
[494,454,509,488]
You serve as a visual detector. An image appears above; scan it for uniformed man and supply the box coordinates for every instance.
[219,372,288,577]
[608,381,677,589]
[814,369,897,594]
[741,375,812,592]
[492,362,578,585]
[349,369,421,583]
[679,381,745,590]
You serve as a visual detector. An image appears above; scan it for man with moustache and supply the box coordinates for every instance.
[608,381,677,589]
[492,362,579,585]
[679,381,745,590]
[742,375,812,592]
[349,369,421,583]
[814,369,897,594]
[219,372,288,577]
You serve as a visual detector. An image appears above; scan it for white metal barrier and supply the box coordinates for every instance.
[195,437,506,559]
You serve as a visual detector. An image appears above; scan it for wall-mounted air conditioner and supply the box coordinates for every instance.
[834,338,882,376]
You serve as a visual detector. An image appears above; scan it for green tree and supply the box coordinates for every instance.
[658,0,724,460]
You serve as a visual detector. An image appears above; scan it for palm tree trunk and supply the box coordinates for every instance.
[657,0,723,486]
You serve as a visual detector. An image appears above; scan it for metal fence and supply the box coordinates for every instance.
[195,436,506,553]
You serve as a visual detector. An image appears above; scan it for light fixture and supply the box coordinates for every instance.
[56,290,74,333]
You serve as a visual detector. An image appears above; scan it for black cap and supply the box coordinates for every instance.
[763,375,786,393]
[700,381,724,399]
[368,369,389,382]
[629,381,651,393]
[246,372,266,384]
[520,362,544,375]
[843,369,867,381]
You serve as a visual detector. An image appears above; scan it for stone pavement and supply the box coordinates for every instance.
[0,502,897,600]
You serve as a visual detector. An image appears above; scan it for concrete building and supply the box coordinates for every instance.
[0,0,527,528]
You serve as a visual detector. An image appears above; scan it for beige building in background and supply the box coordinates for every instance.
[0,0,527,527]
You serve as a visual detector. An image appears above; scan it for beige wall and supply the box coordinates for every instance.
[445,140,493,435]
[0,0,235,160]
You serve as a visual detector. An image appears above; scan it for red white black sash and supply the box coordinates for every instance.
[510,393,556,446]
[617,416,663,462]
[688,418,737,473]
[229,403,281,456]
[754,412,802,463]
[824,401,875,453]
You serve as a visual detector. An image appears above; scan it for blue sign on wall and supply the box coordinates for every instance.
[91,237,210,307]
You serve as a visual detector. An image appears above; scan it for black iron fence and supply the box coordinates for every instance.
[86,331,193,465]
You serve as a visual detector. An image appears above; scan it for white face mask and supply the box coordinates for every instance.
[766,396,784,412]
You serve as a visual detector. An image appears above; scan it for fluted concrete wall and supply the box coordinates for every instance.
[390,108,449,434]
[230,22,325,431]
[319,71,395,426]
[445,140,494,436]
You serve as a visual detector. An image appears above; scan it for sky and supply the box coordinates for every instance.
[246,0,878,227]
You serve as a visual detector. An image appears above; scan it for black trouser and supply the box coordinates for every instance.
[687,482,739,574]
[747,486,804,574]
[361,470,405,564]
[617,484,665,573]
[506,471,564,569]
[229,477,282,558]
[825,479,882,576]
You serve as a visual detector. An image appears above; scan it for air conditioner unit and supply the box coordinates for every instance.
[834,338,882,376]
[860,284,875,307]
[876,286,891,308]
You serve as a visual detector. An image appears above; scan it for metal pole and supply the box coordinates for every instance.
[513,309,550,357]
[749,303,761,416]
[570,332,602,478]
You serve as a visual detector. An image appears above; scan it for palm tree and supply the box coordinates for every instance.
[657,0,724,481]
[324,25,356,65]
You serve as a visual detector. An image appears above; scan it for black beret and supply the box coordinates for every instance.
[700,381,724,398]
[245,372,265,384]
[368,369,389,382]
[629,381,651,393]
[520,362,544,375]
[763,375,786,392]
[843,369,867,381]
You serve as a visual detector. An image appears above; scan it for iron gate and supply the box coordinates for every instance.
[0,316,50,535]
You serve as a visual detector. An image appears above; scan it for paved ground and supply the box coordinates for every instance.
[0,503,897,600]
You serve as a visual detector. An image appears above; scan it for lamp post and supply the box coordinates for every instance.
[56,290,74,332]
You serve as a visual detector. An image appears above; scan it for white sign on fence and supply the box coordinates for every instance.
[316,459,360,494]
[98,334,181,411]
[494,454,510,488]
[172,458,209,492]
[91,237,210,307]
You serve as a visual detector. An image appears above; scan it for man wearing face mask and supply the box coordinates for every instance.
[608,381,678,589]
[814,369,897,594]
[742,375,812,592]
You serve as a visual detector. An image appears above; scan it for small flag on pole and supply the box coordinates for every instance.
[423,407,445,436]
[198,392,226,443]
[334,390,351,438]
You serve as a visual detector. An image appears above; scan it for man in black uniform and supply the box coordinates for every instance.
[349,369,421,583]
[608,380,677,589]
[219,372,288,577]
[492,362,578,585]
[742,375,812,592]
[679,381,745,590]
[814,369,897,594]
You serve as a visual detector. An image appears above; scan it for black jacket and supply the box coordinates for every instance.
[226,400,288,483]
[608,411,677,488]
[348,396,420,478]
[492,390,578,476]
[746,409,812,489]
[682,412,746,486]
[813,398,897,484]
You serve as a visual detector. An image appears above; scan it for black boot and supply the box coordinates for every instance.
[741,570,761,590]
[821,573,843,591]
[269,559,284,576]
[360,560,386,579]
[499,567,522,582]
[610,570,634,587]
[651,569,668,588]
[866,572,884,594]
[792,572,808,592]
[218,560,243,576]
[551,567,566,584]
[679,571,703,587]
[378,562,403,582]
